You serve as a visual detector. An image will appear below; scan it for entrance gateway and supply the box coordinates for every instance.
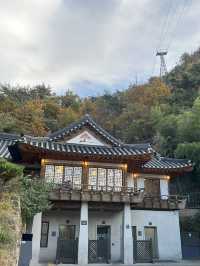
[56,225,78,264]
[133,226,155,263]
[56,223,155,264]
[88,225,111,263]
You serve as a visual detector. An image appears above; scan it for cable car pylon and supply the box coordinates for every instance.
[156,50,168,78]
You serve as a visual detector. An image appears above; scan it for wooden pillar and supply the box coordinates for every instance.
[82,161,89,190]
[123,164,128,191]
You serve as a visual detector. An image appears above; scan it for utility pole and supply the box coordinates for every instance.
[156,50,168,78]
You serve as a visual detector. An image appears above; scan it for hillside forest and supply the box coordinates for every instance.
[0,49,200,192]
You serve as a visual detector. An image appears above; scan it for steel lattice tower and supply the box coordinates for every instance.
[156,51,168,77]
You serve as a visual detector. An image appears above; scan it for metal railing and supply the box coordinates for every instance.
[139,194,187,209]
[182,192,200,209]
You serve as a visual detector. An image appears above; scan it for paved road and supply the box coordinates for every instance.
[56,262,200,266]
[134,262,200,266]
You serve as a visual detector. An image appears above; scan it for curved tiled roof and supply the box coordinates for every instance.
[0,133,20,159]
[48,114,122,146]
[0,115,193,172]
[143,156,192,170]
[15,138,152,157]
[0,137,193,171]
[0,139,16,159]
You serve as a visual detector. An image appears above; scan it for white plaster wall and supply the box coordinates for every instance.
[39,211,80,263]
[38,208,181,263]
[131,210,182,261]
[39,209,123,263]
[89,210,123,263]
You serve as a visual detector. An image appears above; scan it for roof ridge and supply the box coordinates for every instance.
[48,114,122,146]
[21,138,151,151]
[160,156,191,163]
[0,132,20,140]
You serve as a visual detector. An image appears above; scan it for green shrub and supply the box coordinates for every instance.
[0,225,12,245]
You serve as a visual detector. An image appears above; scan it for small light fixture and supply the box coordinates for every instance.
[102,220,106,225]
[133,173,138,178]
[166,175,170,180]
[83,161,88,166]
[123,164,128,171]
[66,220,70,224]
[41,159,50,165]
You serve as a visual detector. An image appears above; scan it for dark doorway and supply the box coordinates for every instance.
[181,231,200,259]
[132,226,137,241]
[56,225,78,264]
[88,225,111,263]
[97,225,111,262]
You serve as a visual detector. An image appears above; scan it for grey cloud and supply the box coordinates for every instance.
[0,0,199,96]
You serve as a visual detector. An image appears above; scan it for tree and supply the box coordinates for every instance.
[0,83,52,104]
[57,107,80,129]
[0,159,52,228]
[177,97,200,142]
[61,90,81,111]
[0,113,18,133]
[19,175,52,227]
[115,78,171,143]
[14,100,47,136]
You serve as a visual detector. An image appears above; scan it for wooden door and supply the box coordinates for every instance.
[144,179,160,196]
[144,227,158,258]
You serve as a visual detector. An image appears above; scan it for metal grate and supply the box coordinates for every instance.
[185,192,200,209]
[133,240,153,263]
[56,238,78,264]
[88,240,109,263]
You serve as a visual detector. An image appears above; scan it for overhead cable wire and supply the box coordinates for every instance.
[167,0,190,51]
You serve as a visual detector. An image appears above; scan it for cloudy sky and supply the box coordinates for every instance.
[0,0,199,97]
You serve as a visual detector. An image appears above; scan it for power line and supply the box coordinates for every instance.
[167,0,190,51]
[153,0,190,77]
[157,1,178,51]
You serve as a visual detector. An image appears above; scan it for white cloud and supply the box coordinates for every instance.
[0,0,199,96]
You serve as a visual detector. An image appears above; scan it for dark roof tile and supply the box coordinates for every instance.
[48,114,122,146]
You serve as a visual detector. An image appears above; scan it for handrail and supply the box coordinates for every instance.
[50,183,186,203]
[53,182,144,194]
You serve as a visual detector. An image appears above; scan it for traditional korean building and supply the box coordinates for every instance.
[0,115,193,265]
